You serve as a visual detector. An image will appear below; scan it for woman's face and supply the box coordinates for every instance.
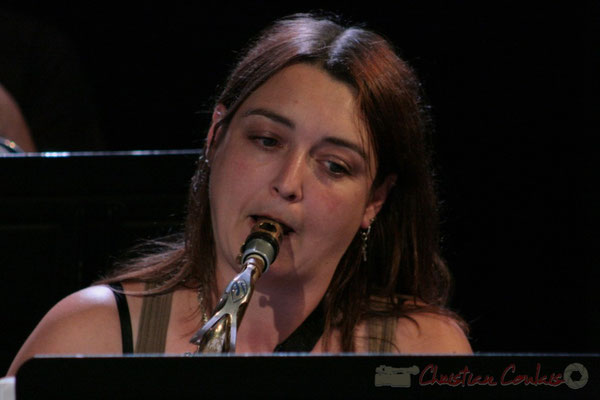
[208,63,387,283]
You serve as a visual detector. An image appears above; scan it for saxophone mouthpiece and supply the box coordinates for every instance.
[240,218,283,272]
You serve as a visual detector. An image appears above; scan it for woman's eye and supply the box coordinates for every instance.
[325,160,350,176]
[252,136,278,148]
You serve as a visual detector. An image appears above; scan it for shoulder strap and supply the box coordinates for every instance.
[367,295,403,353]
[135,284,174,353]
[368,316,397,353]
[273,302,325,352]
[108,283,134,353]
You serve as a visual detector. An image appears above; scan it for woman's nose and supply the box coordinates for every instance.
[271,154,304,202]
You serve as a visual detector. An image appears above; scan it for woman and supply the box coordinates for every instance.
[8,13,470,375]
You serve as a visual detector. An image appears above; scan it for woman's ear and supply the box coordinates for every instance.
[361,174,397,229]
[205,104,227,154]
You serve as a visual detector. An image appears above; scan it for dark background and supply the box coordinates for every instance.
[1,0,597,372]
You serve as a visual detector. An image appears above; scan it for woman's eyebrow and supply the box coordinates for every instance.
[242,108,295,129]
[322,137,367,161]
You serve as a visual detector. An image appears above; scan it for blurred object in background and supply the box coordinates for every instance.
[0,82,34,152]
[0,8,105,151]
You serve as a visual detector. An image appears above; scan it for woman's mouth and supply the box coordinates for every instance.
[250,215,294,235]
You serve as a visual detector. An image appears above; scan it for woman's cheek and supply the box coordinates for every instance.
[314,188,354,221]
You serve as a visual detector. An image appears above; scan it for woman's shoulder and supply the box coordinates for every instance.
[394,311,472,354]
[7,285,124,376]
[19,285,123,350]
[362,296,472,354]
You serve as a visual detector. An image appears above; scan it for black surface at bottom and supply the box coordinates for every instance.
[16,354,600,399]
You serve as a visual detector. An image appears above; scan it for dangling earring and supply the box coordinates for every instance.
[361,218,375,262]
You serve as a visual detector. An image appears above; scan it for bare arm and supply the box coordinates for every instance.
[6,285,123,376]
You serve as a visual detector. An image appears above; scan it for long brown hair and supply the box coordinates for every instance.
[100,13,465,351]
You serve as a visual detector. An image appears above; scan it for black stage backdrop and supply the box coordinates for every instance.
[1,0,597,370]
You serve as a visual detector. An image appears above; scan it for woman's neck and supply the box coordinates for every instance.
[213,261,333,353]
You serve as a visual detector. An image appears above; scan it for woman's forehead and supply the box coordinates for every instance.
[232,64,375,164]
